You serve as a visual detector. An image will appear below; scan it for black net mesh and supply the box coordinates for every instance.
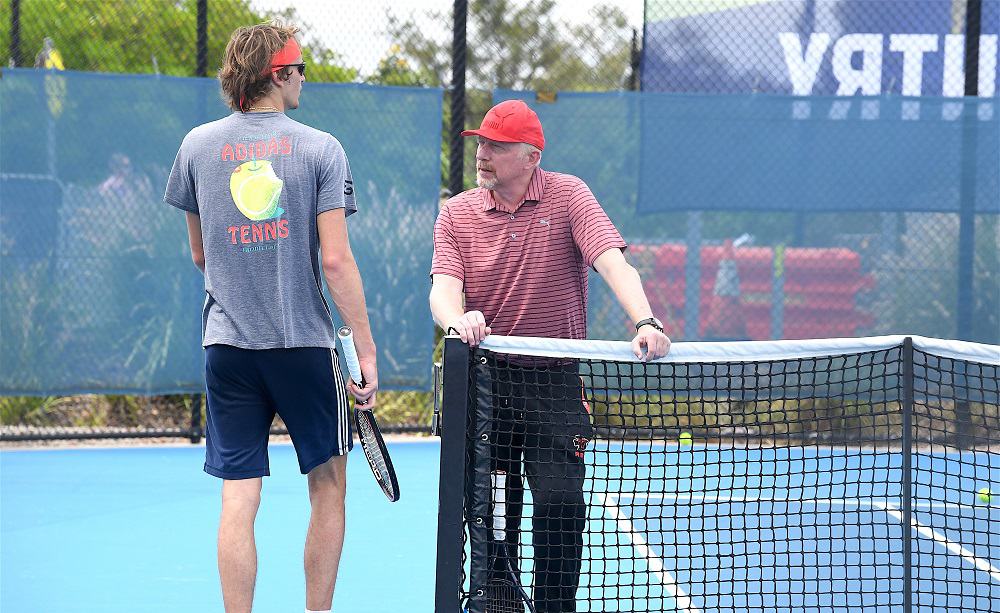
[912,348,1000,610]
[1,0,455,439]
[449,337,999,613]
[593,0,1000,345]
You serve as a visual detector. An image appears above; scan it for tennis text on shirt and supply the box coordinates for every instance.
[162,112,358,350]
[220,137,296,249]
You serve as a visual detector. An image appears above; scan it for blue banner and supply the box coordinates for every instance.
[643,0,999,97]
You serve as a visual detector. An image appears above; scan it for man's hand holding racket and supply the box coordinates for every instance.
[347,356,378,407]
[338,326,400,502]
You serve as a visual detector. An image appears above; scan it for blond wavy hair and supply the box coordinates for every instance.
[219,22,300,112]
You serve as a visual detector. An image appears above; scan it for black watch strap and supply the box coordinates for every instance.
[635,317,663,333]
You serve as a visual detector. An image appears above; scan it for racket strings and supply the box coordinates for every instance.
[486,581,525,613]
[357,411,395,497]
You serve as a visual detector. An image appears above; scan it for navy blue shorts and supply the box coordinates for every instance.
[203,344,353,479]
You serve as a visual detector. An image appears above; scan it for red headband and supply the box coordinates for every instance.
[240,37,301,112]
[269,37,300,72]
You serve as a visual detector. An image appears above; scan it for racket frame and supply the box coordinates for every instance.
[337,326,400,502]
[487,470,533,613]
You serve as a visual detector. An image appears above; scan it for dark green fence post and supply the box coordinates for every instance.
[954,0,981,447]
[956,0,981,342]
[9,0,21,67]
[448,0,468,198]
[189,393,203,444]
[628,28,640,91]
[196,0,208,77]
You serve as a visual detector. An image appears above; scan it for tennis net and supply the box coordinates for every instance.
[434,335,1000,613]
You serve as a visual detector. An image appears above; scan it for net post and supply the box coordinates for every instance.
[465,354,494,613]
[435,337,471,613]
[901,336,914,613]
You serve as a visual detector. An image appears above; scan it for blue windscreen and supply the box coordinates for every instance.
[493,89,998,344]
[638,93,999,214]
[1,69,442,394]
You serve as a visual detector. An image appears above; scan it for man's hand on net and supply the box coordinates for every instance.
[633,328,671,362]
[448,311,492,347]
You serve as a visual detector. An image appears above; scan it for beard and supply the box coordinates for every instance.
[476,170,497,190]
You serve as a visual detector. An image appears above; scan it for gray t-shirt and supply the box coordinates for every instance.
[164,112,357,349]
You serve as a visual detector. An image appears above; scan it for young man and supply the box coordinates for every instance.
[163,22,377,613]
[430,99,671,612]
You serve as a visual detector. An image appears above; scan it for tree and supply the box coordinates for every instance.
[380,0,635,188]
[1,0,358,81]
[367,44,438,87]
[382,0,634,91]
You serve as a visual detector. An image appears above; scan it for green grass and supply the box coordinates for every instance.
[1,391,434,434]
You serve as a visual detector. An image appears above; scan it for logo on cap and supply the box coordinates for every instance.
[483,108,518,131]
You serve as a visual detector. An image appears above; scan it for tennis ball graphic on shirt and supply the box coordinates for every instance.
[230,160,284,220]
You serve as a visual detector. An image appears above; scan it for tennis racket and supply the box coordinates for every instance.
[486,470,533,613]
[337,326,400,502]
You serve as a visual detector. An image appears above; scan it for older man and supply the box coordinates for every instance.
[430,99,670,612]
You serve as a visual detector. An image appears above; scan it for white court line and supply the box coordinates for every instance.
[594,492,701,613]
[876,502,1000,585]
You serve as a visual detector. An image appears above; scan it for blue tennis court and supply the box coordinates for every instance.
[4,440,999,612]
[576,443,1000,612]
[1,441,441,612]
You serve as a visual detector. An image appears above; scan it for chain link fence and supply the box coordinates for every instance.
[2,0,997,442]
[1,0,644,440]
[631,0,998,346]
[1,0,456,440]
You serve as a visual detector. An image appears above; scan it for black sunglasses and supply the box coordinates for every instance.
[274,63,306,77]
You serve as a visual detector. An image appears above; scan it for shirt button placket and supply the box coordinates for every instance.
[506,210,517,241]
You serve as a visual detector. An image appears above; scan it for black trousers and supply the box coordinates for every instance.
[488,361,594,613]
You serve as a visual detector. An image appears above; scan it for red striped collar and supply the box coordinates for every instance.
[481,167,546,213]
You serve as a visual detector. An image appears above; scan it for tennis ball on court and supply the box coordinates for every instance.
[230,159,283,220]
[978,488,993,504]
[679,431,693,446]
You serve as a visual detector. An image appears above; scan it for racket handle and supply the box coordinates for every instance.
[337,326,365,386]
[491,471,507,540]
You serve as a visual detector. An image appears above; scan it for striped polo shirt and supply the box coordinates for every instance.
[431,167,626,340]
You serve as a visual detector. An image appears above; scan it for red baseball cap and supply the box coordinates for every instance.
[461,99,545,151]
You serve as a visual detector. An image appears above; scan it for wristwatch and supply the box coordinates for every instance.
[635,317,664,333]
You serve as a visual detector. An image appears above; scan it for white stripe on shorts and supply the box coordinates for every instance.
[330,349,350,455]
